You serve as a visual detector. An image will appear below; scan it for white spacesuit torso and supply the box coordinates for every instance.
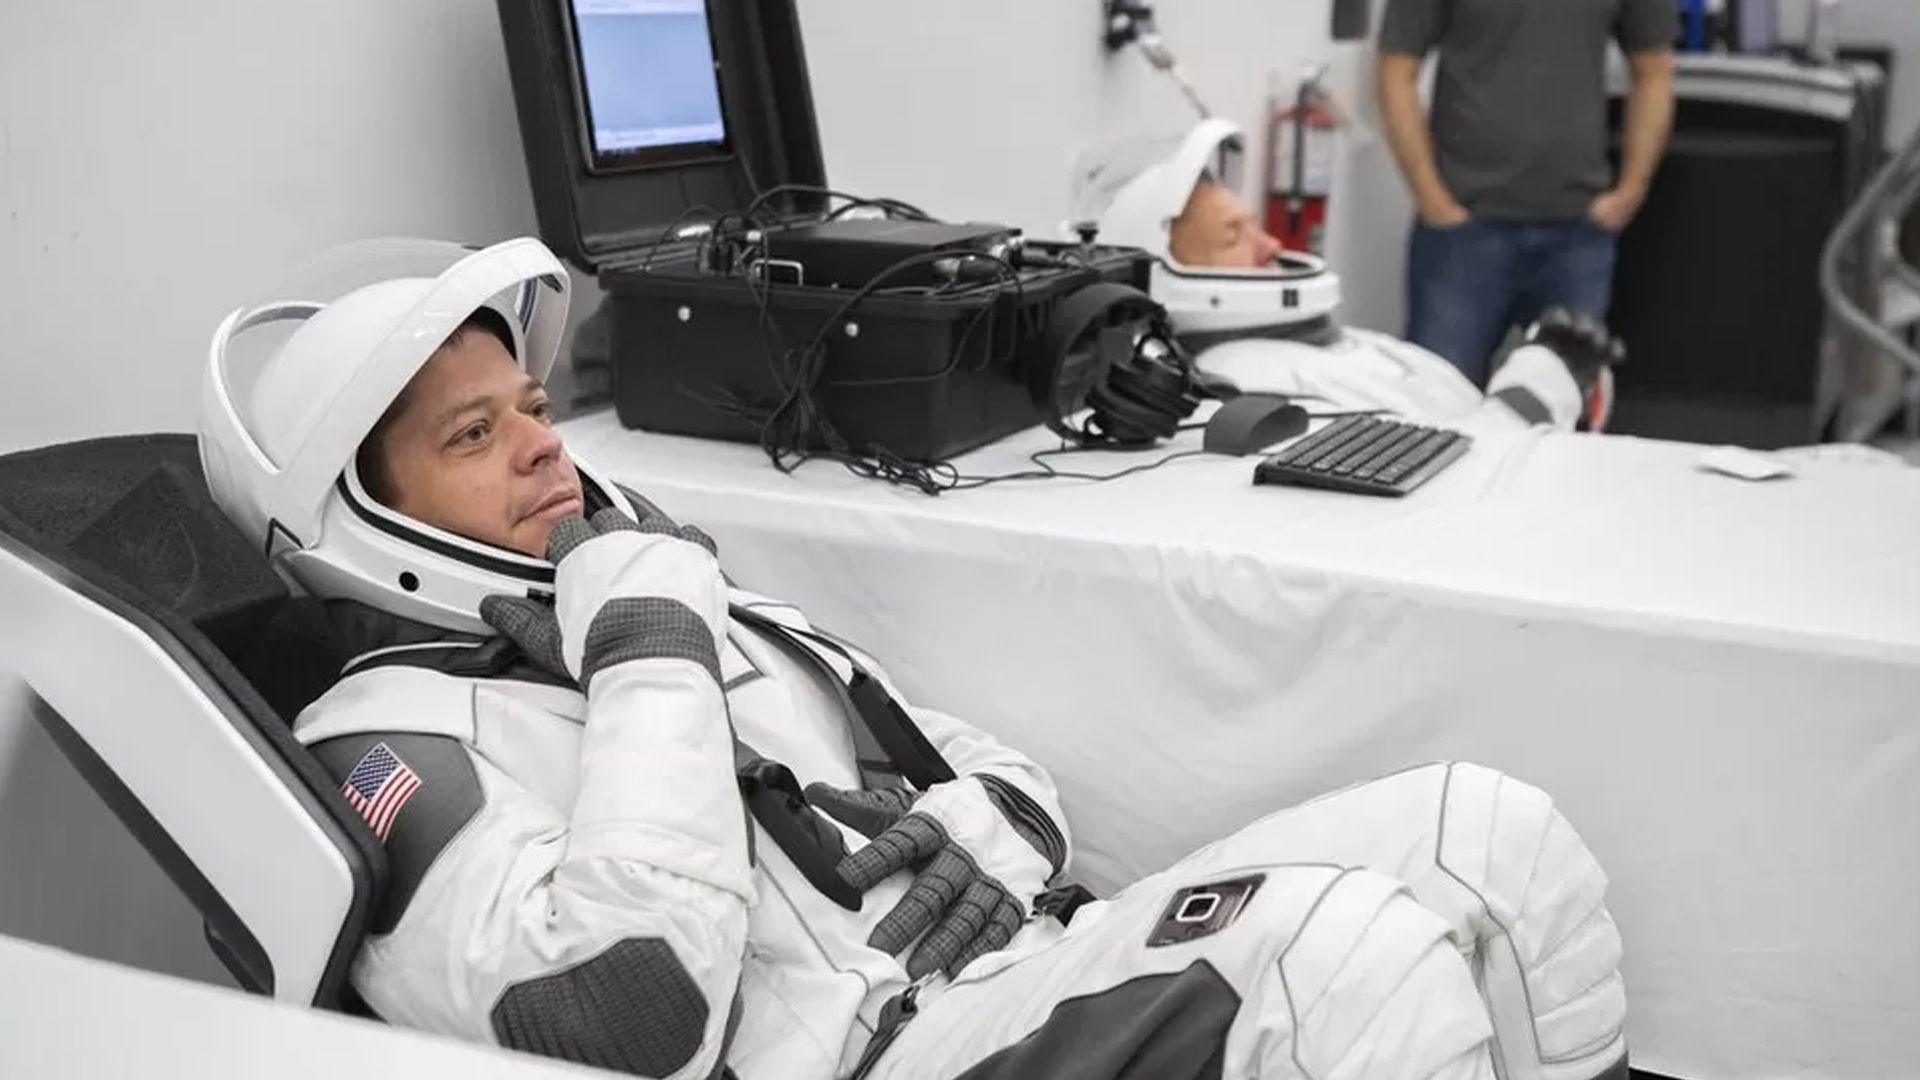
[1196,328,1587,436]
[293,586,1069,1080]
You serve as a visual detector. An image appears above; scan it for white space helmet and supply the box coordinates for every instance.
[199,237,636,634]
[1076,119,1343,347]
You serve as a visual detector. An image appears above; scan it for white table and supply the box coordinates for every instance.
[0,935,604,1079]
[562,409,1920,1080]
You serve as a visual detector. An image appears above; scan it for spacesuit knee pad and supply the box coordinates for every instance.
[1237,868,1492,1080]
[1434,764,1626,1080]
[1164,868,1491,1080]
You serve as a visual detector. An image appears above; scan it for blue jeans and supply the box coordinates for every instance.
[1405,219,1618,387]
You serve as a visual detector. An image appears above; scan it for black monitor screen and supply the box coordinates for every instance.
[565,0,730,171]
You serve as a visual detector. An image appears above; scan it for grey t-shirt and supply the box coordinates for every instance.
[1380,0,1676,221]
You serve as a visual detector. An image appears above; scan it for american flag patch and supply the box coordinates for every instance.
[340,742,423,842]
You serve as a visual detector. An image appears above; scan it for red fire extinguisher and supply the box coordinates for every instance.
[1265,68,1335,255]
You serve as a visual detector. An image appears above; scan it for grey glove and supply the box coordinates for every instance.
[806,782,1030,980]
[1525,307,1626,395]
[481,507,723,687]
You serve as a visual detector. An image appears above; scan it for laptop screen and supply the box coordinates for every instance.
[565,0,731,171]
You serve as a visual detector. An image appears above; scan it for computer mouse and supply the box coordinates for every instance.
[1203,394,1311,456]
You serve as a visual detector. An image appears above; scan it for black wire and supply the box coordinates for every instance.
[642,188,975,497]
[742,184,933,226]
[639,204,722,271]
[748,249,1023,486]
[668,182,1217,496]
[823,196,936,223]
[945,445,1214,491]
[736,143,765,199]
[824,254,1028,387]
[746,253,1025,493]
[743,241,1214,495]
[824,201,880,222]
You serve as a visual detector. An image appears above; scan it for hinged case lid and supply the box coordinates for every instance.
[497,0,830,271]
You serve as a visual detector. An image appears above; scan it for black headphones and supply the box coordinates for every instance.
[1029,283,1204,446]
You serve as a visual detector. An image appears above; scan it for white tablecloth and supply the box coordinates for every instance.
[560,409,1920,1080]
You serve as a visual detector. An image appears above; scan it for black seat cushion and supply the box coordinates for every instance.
[0,434,346,721]
[229,596,355,724]
[64,457,288,655]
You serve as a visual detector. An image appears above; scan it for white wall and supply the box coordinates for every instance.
[1775,0,1920,142]
[0,0,561,457]
[0,0,1335,982]
[800,0,1331,237]
[1322,33,1419,336]
[1834,0,1920,144]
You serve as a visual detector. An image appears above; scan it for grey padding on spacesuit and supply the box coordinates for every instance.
[633,517,718,556]
[490,937,710,1076]
[581,597,722,688]
[804,783,916,835]
[308,732,482,935]
[1526,308,1625,393]
[1490,386,1553,426]
[478,594,571,681]
[479,507,725,690]
[948,962,1240,1079]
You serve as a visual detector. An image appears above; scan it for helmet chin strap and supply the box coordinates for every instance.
[299,458,641,636]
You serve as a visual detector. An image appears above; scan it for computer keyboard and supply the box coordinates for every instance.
[1253,415,1472,497]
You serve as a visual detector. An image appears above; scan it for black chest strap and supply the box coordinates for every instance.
[728,604,957,793]
[345,607,953,912]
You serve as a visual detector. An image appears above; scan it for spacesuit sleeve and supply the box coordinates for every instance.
[302,659,750,1080]
[907,702,1072,877]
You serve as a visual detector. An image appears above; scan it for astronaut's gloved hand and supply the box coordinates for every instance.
[480,508,727,689]
[1526,307,1626,388]
[806,778,1055,979]
[1525,307,1626,431]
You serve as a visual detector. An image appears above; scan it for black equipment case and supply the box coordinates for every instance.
[497,0,1150,461]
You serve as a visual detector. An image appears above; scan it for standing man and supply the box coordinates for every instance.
[1377,0,1676,385]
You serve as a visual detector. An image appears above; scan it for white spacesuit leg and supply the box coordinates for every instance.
[872,859,1495,1080]
[1222,762,1629,1080]
[870,762,1623,1080]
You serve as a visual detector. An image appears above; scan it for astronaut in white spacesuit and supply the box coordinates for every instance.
[1082,119,1622,440]
[197,238,1629,1080]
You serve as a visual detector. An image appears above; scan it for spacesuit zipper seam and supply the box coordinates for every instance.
[975,775,1067,874]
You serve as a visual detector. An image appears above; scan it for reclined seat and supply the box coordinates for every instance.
[0,433,382,1007]
[0,434,1630,1080]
